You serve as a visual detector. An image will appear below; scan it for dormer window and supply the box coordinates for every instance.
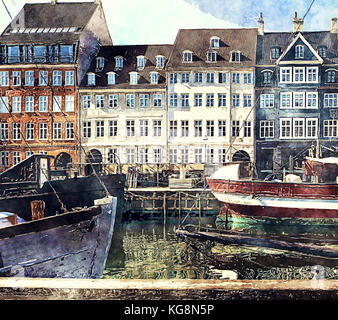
[230,51,241,63]
[210,37,220,49]
[270,47,281,59]
[183,51,193,63]
[96,57,104,70]
[295,45,304,59]
[207,51,217,62]
[107,72,116,85]
[318,46,327,58]
[115,56,123,70]
[137,56,145,69]
[151,71,158,84]
[87,73,95,86]
[129,72,138,85]
[156,55,164,68]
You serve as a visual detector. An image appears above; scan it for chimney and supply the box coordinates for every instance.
[258,12,264,35]
[331,17,337,33]
[51,0,57,5]
[293,12,304,33]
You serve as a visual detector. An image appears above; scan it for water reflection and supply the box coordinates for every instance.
[103,215,338,280]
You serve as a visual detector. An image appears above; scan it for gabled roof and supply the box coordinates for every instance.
[80,44,173,89]
[0,2,100,43]
[166,28,258,69]
[256,31,338,65]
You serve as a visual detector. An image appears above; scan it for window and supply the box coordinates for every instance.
[206,148,214,163]
[280,67,292,83]
[206,120,214,137]
[194,148,203,163]
[170,73,177,84]
[294,67,305,82]
[260,94,274,108]
[153,148,162,164]
[130,72,138,85]
[39,123,48,140]
[25,96,34,112]
[108,149,118,164]
[210,37,219,49]
[232,73,240,84]
[25,123,34,140]
[65,95,74,112]
[232,94,240,108]
[181,120,189,137]
[206,73,215,83]
[96,95,105,108]
[181,148,189,163]
[169,149,178,164]
[12,123,21,140]
[140,120,149,137]
[230,51,241,62]
[60,45,73,63]
[218,120,226,137]
[0,71,9,86]
[194,120,202,137]
[206,94,214,107]
[181,94,189,107]
[87,73,95,85]
[83,121,91,138]
[293,93,305,108]
[318,46,327,58]
[65,71,74,86]
[324,93,338,108]
[193,94,202,107]
[263,71,272,84]
[207,51,217,62]
[12,71,21,86]
[270,47,280,59]
[327,70,336,83]
[194,73,203,83]
[306,118,318,138]
[126,148,135,164]
[218,94,226,107]
[181,73,190,83]
[183,51,193,63]
[218,149,227,164]
[153,94,162,107]
[39,70,48,86]
[307,67,318,83]
[153,120,162,137]
[0,123,8,141]
[295,45,304,59]
[0,151,9,167]
[83,95,91,109]
[306,92,318,109]
[107,72,116,85]
[53,122,62,140]
[140,94,149,107]
[108,94,118,108]
[115,56,123,70]
[25,151,34,159]
[244,121,251,137]
[243,73,252,84]
[151,72,158,84]
[8,46,20,63]
[260,120,274,138]
[169,94,178,107]
[25,71,34,86]
[137,56,145,69]
[140,148,148,164]
[126,94,135,108]
[108,120,117,137]
[53,70,62,86]
[243,95,252,108]
[232,120,240,137]
[280,92,292,109]
[280,118,292,139]
[156,55,164,68]
[96,57,104,70]
[96,120,105,137]
[0,97,8,113]
[53,96,62,112]
[12,152,21,166]
[66,122,74,140]
[126,120,135,137]
[293,118,305,138]
[12,96,21,113]
[169,120,177,137]
[323,120,338,137]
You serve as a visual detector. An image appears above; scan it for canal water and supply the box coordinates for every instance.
[103,214,338,280]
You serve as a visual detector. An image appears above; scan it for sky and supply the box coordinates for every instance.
[0,0,338,45]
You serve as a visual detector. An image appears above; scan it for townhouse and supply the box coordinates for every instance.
[255,13,338,177]
[79,44,172,169]
[0,0,111,171]
[166,28,257,166]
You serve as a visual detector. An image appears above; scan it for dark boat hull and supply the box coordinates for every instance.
[0,198,117,278]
